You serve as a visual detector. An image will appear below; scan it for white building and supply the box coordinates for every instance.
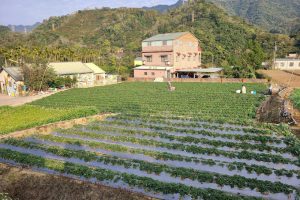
[48,62,94,88]
[274,58,300,70]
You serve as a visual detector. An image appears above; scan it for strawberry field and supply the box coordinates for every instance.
[0,113,299,200]
[31,83,266,124]
[1,83,300,199]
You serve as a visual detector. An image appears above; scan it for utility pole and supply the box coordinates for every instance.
[272,42,277,69]
[192,10,195,23]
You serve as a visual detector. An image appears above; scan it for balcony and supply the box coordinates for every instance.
[142,45,173,53]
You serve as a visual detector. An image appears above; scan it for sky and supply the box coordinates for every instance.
[0,0,178,25]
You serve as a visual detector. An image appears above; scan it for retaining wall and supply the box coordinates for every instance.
[0,113,115,140]
[127,77,268,83]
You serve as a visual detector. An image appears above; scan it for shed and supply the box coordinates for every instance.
[134,57,143,67]
[176,68,224,78]
[0,67,24,96]
[48,62,94,88]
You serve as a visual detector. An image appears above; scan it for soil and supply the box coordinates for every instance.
[0,163,155,200]
[258,70,300,88]
[256,94,294,124]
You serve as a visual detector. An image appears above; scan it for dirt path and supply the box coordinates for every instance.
[0,163,155,200]
[258,70,300,88]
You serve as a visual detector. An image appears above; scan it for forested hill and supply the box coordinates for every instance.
[0,0,298,77]
[208,0,300,34]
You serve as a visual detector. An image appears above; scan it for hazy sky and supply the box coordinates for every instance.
[0,0,177,25]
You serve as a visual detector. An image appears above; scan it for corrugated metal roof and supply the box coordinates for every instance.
[3,67,23,81]
[176,68,223,73]
[143,32,189,42]
[49,62,93,75]
[275,58,300,61]
[84,63,106,74]
[134,65,173,70]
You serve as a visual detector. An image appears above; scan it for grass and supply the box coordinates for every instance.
[291,89,300,110]
[0,105,98,135]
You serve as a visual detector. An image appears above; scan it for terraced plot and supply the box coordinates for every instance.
[0,115,299,200]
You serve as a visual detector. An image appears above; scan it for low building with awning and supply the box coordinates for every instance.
[134,65,174,78]
[175,67,224,78]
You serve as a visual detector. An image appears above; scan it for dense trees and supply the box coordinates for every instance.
[0,0,298,77]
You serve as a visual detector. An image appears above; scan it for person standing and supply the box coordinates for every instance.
[268,84,273,95]
[242,85,247,94]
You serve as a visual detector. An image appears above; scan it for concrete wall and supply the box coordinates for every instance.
[134,69,167,78]
[63,73,94,88]
[275,60,300,70]
[128,77,268,83]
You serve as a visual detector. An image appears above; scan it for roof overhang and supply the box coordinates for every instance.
[176,68,223,73]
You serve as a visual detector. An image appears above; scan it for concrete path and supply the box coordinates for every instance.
[0,92,57,107]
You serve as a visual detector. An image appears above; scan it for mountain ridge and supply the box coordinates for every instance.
[0,0,298,76]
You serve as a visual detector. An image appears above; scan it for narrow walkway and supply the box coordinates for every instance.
[0,91,64,107]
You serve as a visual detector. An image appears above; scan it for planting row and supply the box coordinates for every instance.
[54,129,298,167]
[0,139,297,197]
[1,147,274,200]
[108,115,275,136]
[78,124,297,159]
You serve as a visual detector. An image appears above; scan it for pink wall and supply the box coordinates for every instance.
[143,52,174,67]
[134,69,167,78]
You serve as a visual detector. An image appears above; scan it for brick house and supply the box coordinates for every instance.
[134,32,202,78]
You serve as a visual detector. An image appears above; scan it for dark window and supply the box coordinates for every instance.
[161,55,168,62]
[144,72,148,76]
[290,62,294,67]
[147,42,151,46]
[145,56,152,62]
[162,41,167,45]
[151,72,155,76]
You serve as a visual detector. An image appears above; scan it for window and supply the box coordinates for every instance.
[290,62,294,67]
[176,56,179,62]
[162,41,167,46]
[193,55,196,61]
[280,62,284,67]
[151,72,155,76]
[96,75,100,81]
[145,56,152,62]
[144,72,148,76]
[147,42,151,47]
[188,56,191,61]
[161,55,168,62]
